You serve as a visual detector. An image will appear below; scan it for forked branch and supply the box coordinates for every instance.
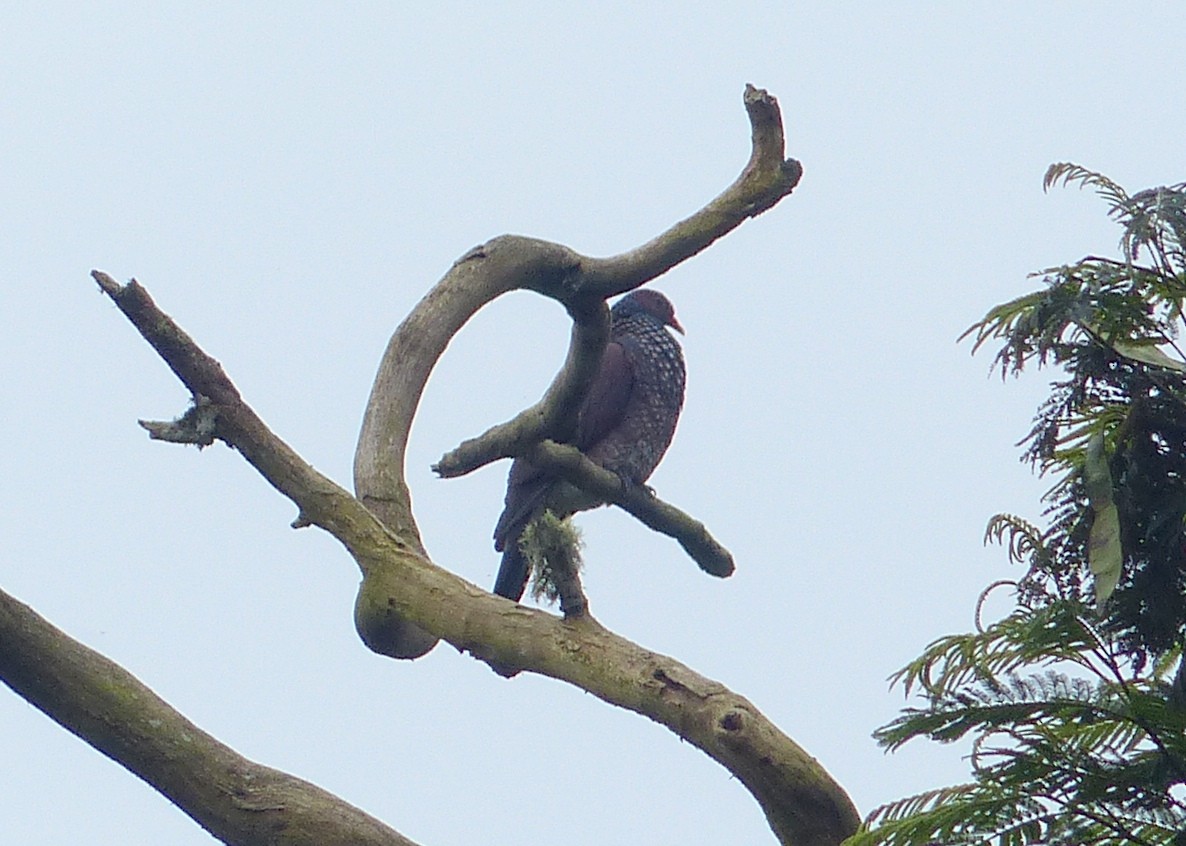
[357,85,796,655]
[71,86,858,845]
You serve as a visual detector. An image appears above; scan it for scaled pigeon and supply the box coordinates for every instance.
[492,289,686,601]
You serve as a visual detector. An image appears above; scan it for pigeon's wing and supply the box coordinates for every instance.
[491,340,634,553]
[574,340,635,450]
[492,459,549,551]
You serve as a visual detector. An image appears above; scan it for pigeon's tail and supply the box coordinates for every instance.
[493,535,531,601]
[492,476,552,601]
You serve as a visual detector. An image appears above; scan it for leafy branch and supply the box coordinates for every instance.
[854,166,1186,846]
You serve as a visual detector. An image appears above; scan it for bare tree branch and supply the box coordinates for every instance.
[89,263,857,845]
[0,587,420,846]
[75,86,856,845]
[359,85,796,658]
[578,84,802,292]
[423,85,800,483]
[520,440,734,577]
[431,292,610,479]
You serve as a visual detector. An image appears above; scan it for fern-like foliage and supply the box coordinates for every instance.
[850,600,1186,846]
[855,167,1186,846]
[962,165,1186,657]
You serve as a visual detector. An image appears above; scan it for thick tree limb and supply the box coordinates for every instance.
[90,260,857,845]
[0,587,419,846]
[77,86,855,845]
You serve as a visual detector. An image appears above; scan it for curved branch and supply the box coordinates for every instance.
[86,85,846,845]
[93,271,858,845]
[419,85,800,483]
[431,293,611,479]
[579,84,801,293]
[353,236,586,539]
[352,237,590,656]
[357,85,797,656]
[0,587,419,846]
[358,84,799,489]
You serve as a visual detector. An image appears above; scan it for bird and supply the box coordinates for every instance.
[492,289,686,601]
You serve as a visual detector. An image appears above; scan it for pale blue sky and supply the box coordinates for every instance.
[2,3,1183,844]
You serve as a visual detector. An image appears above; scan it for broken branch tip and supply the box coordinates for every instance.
[92,269,123,297]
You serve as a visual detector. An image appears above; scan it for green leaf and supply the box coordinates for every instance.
[1108,337,1186,372]
[1084,433,1122,607]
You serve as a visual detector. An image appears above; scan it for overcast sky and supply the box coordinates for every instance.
[3,3,1184,844]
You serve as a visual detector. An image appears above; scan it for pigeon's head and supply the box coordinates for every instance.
[612,289,685,335]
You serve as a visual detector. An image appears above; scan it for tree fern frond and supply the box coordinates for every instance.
[985,513,1049,568]
[1045,162,1131,209]
[861,783,981,825]
[847,784,1049,846]
[1121,185,1186,269]
[888,602,1099,700]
